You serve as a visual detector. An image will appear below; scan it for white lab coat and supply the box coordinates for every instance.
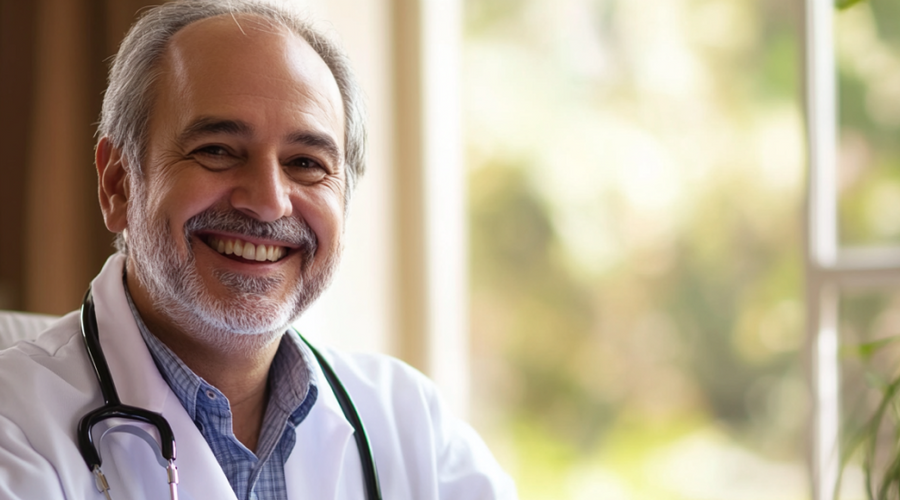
[0,255,517,499]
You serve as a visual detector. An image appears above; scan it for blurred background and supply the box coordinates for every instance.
[466,1,809,498]
[3,0,900,498]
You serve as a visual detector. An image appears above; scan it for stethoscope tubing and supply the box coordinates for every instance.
[296,327,383,500]
[78,288,178,474]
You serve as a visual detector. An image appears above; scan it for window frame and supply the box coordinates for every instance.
[804,1,900,498]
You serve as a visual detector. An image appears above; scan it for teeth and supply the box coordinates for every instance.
[206,236,286,263]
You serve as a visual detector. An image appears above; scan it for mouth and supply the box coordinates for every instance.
[203,234,289,263]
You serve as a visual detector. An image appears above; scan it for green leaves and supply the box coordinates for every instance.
[842,336,900,362]
[840,335,900,499]
[836,0,867,10]
[840,375,900,500]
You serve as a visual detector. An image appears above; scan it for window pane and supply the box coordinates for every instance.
[465,0,808,497]
[837,1,900,247]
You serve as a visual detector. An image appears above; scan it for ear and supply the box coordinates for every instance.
[96,137,131,233]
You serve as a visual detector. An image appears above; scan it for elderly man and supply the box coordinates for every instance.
[0,1,515,499]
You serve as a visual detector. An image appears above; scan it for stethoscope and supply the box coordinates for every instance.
[78,287,382,500]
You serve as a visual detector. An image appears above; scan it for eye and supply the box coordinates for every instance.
[288,157,321,169]
[286,156,328,183]
[190,145,240,170]
[192,145,229,157]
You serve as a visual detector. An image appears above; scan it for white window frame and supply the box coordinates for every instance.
[805,1,900,498]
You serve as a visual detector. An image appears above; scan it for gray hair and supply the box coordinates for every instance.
[98,0,367,210]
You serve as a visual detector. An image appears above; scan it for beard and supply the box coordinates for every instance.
[126,183,339,348]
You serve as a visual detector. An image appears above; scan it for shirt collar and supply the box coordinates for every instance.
[121,277,319,427]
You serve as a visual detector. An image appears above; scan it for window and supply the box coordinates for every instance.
[466,0,809,498]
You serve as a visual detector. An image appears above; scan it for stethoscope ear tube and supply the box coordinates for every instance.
[294,328,383,500]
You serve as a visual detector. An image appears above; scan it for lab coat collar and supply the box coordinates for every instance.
[285,341,359,498]
[289,328,355,429]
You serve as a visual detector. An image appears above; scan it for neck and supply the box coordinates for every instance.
[125,263,282,452]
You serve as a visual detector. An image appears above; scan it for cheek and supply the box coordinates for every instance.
[296,189,344,252]
[143,169,232,236]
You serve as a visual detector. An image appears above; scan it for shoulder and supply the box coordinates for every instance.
[0,311,99,497]
[318,348,443,424]
[0,310,97,423]
[315,348,518,499]
[0,311,91,386]
[322,348,434,394]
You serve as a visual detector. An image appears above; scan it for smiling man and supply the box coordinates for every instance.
[0,1,516,499]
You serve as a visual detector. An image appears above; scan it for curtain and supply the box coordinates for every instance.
[0,0,160,314]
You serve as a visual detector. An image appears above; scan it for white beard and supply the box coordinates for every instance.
[126,181,339,350]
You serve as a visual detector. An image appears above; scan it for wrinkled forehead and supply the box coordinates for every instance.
[150,13,345,144]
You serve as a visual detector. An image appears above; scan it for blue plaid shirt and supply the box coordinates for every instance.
[124,286,319,500]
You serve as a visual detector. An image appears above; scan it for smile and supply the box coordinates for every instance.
[205,235,287,263]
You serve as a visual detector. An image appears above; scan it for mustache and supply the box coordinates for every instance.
[183,207,317,261]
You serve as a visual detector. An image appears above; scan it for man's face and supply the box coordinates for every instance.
[125,15,346,339]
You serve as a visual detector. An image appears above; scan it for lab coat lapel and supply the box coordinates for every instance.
[93,254,165,412]
[90,255,239,500]
[285,347,362,500]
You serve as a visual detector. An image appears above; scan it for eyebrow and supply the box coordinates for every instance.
[177,117,252,144]
[176,116,343,166]
[287,131,343,167]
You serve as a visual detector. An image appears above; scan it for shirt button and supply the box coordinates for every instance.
[205,389,217,400]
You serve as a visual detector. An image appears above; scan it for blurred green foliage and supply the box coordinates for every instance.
[837,0,900,246]
[839,292,900,499]
[470,165,611,448]
[464,0,900,497]
[837,0,867,11]
[465,0,810,497]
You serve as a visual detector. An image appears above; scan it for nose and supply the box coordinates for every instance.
[229,156,293,222]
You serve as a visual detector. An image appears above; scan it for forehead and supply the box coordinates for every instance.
[151,14,345,146]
